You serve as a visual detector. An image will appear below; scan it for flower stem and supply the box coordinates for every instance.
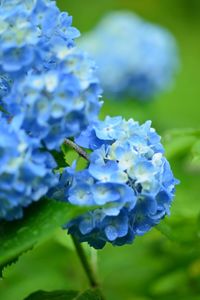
[71,235,106,300]
[64,139,89,161]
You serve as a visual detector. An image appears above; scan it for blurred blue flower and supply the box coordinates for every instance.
[79,11,179,100]
[51,116,178,248]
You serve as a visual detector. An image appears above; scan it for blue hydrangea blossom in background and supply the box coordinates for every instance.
[0,0,102,220]
[79,11,179,100]
[51,116,179,248]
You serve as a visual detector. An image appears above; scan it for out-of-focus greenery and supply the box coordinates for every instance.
[0,1,200,299]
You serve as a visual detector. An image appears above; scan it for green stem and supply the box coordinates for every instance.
[71,235,106,300]
[71,235,98,287]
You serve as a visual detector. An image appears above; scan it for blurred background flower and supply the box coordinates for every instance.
[79,11,179,101]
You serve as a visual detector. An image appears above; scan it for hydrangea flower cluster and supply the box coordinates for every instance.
[79,11,179,100]
[0,116,57,220]
[51,116,178,248]
[0,0,178,252]
[0,0,102,220]
[0,0,102,149]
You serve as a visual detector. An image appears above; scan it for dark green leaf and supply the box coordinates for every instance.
[76,289,103,300]
[150,270,187,296]
[24,289,103,300]
[24,290,78,300]
[50,150,69,168]
[0,198,88,268]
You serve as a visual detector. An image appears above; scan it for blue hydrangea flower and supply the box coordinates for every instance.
[0,116,58,221]
[0,0,102,149]
[0,0,79,76]
[0,0,102,220]
[5,50,102,149]
[79,11,179,100]
[51,116,179,248]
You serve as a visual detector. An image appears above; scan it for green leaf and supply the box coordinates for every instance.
[24,289,103,300]
[164,128,200,138]
[150,270,187,296]
[61,141,89,171]
[51,150,69,168]
[62,142,71,156]
[24,290,78,300]
[156,215,200,246]
[164,135,197,159]
[163,128,200,160]
[0,198,88,268]
[76,289,103,300]
[191,140,200,157]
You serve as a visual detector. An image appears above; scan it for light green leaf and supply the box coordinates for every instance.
[164,135,197,159]
[156,215,200,246]
[164,128,200,138]
[191,140,200,157]
[163,128,200,159]
[187,140,200,172]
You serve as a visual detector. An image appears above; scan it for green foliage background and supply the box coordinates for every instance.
[1,0,200,299]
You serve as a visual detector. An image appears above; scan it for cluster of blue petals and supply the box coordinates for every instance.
[79,11,179,100]
[51,116,178,248]
[0,0,102,149]
[0,115,57,220]
[0,0,102,220]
